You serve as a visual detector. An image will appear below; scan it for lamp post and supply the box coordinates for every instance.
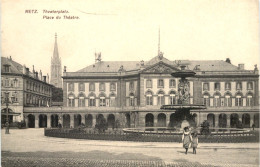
[4,92,10,134]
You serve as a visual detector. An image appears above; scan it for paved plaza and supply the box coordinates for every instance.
[1,129,260,167]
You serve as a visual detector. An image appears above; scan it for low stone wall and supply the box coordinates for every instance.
[44,128,259,143]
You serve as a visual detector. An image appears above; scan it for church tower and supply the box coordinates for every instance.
[50,33,62,88]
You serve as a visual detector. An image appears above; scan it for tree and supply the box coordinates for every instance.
[52,87,63,102]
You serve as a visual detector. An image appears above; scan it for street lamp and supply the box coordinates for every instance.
[4,92,14,134]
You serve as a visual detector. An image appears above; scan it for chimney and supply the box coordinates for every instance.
[26,68,29,75]
[35,72,38,79]
[47,73,49,83]
[9,56,12,61]
[23,65,26,74]
[39,70,42,80]
[238,64,244,70]
[43,76,46,82]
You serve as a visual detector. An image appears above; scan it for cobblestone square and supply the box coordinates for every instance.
[1,129,259,167]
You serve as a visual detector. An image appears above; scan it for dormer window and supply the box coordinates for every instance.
[3,64,10,73]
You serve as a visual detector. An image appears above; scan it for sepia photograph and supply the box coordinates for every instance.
[1,0,259,166]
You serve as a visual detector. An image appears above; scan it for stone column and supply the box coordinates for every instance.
[24,115,29,128]
[92,114,96,128]
[81,114,85,125]
[166,113,170,127]
[47,114,51,128]
[250,114,254,127]
[154,113,158,127]
[59,114,63,126]
[35,114,39,128]
[214,114,219,128]
[226,114,230,128]
[70,114,74,128]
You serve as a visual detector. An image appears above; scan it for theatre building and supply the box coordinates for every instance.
[1,57,53,127]
[55,53,258,129]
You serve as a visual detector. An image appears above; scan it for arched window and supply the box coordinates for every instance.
[157,91,165,105]
[78,93,85,107]
[110,93,116,107]
[203,93,210,106]
[89,93,96,106]
[246,93,253,106]
[169,91,176,105]
[146,91,153,106]
[224,93,232,107]
[68,93,75,107]
[235,93,243,106]
[129,93,135,106]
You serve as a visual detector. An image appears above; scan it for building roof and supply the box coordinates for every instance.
[1,57,53,85]
[76,55,247,73]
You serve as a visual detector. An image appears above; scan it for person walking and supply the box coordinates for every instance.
[191,132,198,154]
[182,127,192,154]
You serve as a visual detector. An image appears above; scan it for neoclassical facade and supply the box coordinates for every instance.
[23,54,259,129]
[1,57,53,125]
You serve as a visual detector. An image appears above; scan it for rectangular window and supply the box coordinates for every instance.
[169,79,176,88]
[68,99,75,107]
[247,82,253,90]
[203,96,210,106]
[225,82,231,90]
[158,79,164,88]
[99,98,106,106]
[79,83,85,91]
[68,83,74,91]
[247,96,253,106]
[129,82,134,90]
[146,80,152,88]
[235,96,242,106]
[130,97,134,106]
[170,96,176,105]
[89,83,95,91]
[214,96,220,107]
[99,83,105,91]
[89,98,96,106]
[110,97,116,107]
[203,83,209,91]
[110,83,116,91]
[78,98,85,107]
[214,83,220,91]
[157,96,165,105]
[146,96,153,105]
[224,96,232,107]
[236,82,242,90]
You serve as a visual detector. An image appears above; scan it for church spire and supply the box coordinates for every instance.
[53,33,59,60]
[158,27,163,60]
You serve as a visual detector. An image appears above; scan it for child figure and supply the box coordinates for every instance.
[191,132,198,154]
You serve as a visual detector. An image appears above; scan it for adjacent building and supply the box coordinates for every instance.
[1,56,53,126]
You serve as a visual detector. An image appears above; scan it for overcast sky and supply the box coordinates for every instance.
[1,0,259,76]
